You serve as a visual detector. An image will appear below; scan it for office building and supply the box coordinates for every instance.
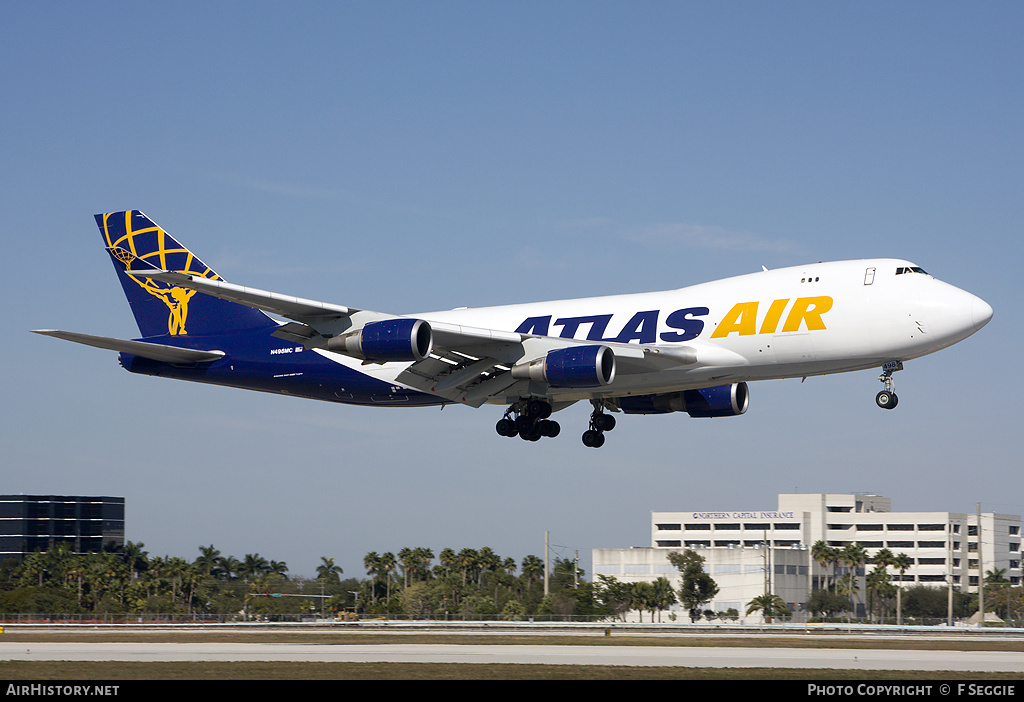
[0,494,125,560]
[593,493,1021,622]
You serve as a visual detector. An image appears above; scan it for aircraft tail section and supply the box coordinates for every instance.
[96,211,276,338]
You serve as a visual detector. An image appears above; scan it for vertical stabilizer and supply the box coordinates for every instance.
[96,211,276,338]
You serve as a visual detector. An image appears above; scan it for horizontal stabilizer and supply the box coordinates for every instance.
[32,330,225,364]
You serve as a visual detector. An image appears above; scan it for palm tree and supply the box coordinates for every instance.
[379,552,396,602]
[413,547,434,582]
[195,545,221,577]
[872,547,896,571]
[984,568,1010,621]
[363,551,381,602]
[457,548,478,586]
[122,541,149,582]
[398,547,415,589]
[650,576,677,622]
[268,560,289,579]
[630,581,654,622]
[521,555,544,587]
[841,542,868,617]
[893,552,913,625]
[476,547,500,586]
[811,540,839,593]
[316,556,343,584]
[215,555,241,581]
[240,553,270,580]
[438,548,457,579]
[746,593,789,623]
[18,549,47,587]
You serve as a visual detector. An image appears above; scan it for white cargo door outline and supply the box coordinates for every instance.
[864,267,876,285]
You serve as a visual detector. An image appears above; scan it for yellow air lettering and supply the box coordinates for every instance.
[711,301,759,338]
[781,296,833,332]
[759,299,790,335]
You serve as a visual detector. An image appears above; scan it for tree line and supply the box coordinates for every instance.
[0,542,601,620]
[809,540,1023,624]
[2,540,1020,623]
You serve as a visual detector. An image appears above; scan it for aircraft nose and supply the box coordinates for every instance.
[971,296,993,332]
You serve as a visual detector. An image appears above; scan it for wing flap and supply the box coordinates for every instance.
[32,330,225,364]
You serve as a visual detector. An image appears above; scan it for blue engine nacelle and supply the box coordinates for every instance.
[512,345,616,387]
[329,318,433,362]
[617,382,749,417]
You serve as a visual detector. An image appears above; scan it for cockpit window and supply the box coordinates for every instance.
[896,266,928,275]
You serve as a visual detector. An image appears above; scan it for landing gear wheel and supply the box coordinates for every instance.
[495,418,516,437]
[593,413,616,432]
[527,399,552,419]
[497,399,559,442]
[875,391,898,410]
[539,420,560,438]
[876,363,902,411]
[582,429,605,448]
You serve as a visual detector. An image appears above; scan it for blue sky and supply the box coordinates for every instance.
[4,2,1022,580]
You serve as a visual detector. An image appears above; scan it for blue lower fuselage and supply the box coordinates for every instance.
[119,328,444,407]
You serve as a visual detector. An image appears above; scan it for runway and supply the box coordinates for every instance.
[3,642,1023,672]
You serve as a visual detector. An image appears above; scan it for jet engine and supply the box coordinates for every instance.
[328,318,432,362]
[617,382,749,417]
[512,345,616,388]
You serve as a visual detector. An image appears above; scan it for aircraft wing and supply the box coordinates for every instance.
[127,269,704,406]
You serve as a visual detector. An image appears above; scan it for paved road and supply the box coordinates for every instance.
[3,642,1023,671]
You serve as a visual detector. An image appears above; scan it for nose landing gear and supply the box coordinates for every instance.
[876,361,903,410]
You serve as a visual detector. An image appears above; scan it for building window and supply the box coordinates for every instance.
[918,524,945,531]
[685,523,711,531]
[655,523,681,531]
[887,524,914,531]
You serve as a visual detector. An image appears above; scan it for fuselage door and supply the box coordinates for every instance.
[864,267,876,285]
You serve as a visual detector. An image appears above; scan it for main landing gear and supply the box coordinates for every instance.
[495,398,617,448]
[875,361,903,410]
[582,400,616,448]
[495,399,560,442]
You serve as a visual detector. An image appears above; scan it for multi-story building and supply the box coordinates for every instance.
[0,495,125,560]
[593,493,1021,622]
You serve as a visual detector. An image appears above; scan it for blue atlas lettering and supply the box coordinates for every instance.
[517,307,710,343]
[515,316,551,336]
[660,306,709,342]
[613,310,659,344]
[553,314,613,340]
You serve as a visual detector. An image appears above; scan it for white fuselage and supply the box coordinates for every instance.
[335,259,991,405]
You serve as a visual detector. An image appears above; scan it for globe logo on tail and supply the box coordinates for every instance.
[100,211,222,337]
